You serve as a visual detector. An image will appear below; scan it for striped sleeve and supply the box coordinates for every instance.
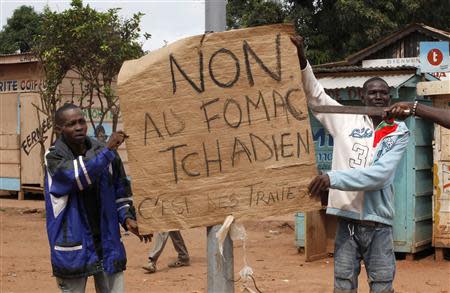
[111,152,136,225]
[46,147,115,196]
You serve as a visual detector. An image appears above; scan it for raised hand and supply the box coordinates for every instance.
[290,35,307,69]
[107,131,129,150]
[385,102,412,120]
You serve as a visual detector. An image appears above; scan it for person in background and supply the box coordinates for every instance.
[45,103,151,293]
[95,124,108,143]
[143,231,190,274]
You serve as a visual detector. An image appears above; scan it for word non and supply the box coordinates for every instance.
[170,34,281,94]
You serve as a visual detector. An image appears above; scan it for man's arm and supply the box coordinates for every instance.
[46,147,116,196]
[387,102,450,129]
[291,36,342,136]
[308,131,409,195]
[328,132,409,191]
[112,152,135,225]
[111,138,152,243]
[46,132,127,197]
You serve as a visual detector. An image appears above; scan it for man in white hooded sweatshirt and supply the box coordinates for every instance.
[291,36,410,293]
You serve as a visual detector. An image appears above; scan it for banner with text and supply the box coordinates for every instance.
[118,24,320,232]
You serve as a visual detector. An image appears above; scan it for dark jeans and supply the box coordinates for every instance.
[334,218,395,293]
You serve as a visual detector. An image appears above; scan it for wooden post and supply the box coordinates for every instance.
[18,190,24,200]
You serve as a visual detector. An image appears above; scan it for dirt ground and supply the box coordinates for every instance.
[1,197,449,293]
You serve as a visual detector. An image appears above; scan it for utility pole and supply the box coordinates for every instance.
[204,1,234,292]
[205,0,227,33]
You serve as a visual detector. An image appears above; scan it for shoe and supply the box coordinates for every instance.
[142,260,157,273]
[168,258,190,268]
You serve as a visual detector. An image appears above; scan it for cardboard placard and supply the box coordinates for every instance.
[118,24,320,232]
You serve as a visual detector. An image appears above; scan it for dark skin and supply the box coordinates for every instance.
[308,80,391,197]
[291,36,392,198]
[55,107,152,243]
[362,80,391,127]
[386,101,450,129]
[55,108,89,156]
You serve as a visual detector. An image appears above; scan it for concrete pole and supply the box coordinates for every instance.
[207,225,234,293]
[205,1,234,293]
[205,0,227,33]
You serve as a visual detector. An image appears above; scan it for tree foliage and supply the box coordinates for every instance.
[33,0,147,146]
[0,6,43,53]
[227,0,285,29]
[227,0,450,65]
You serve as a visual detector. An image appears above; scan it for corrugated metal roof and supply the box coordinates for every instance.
[314,65,416,73]
[315,24,450,68]
[0,53,38,64]
[0,52,26,56]
[318,74,414,89]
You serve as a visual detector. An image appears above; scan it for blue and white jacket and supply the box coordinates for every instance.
[302,62,409,226]
[44,137,134,278]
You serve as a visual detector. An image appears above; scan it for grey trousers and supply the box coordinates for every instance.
[56,271,124,293]
[148,231,189,263]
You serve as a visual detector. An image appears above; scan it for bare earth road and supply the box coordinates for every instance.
[1,197,449,293]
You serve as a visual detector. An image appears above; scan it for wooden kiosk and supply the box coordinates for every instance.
[417,79,450,260]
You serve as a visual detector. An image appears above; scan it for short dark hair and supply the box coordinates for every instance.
[362,77,389,95]
[55,103,80,126]
[95,125,106,135]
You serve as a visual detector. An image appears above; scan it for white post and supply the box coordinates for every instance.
[204,1,234,292]
[205,0,227,32]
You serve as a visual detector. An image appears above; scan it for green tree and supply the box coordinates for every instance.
[227,0,450,65]
[0,6,43,53]
[34,0,147,140]
[32,0,148,176]
[227,0,285,29]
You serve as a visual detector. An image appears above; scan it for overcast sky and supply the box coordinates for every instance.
[0,0,205,51]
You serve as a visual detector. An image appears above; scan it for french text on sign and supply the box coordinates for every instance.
[118,24,320,232]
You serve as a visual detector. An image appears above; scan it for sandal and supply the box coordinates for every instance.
[168,258,190,268]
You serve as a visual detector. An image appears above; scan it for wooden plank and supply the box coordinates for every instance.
[0,150,20,164]
[434,248,444,261]
[0,164,20,178]
[20,93,49,185]
[326,215,338,254]
[433,162,450,247]
[434,238,450,247]
[0,134,20,149]
[117,24,320,232]
[305,210,328,262]
[18,191,24,200]
[417,80,450,96]
[432,95,450,248]
[433,96,450,160]
[0,93,19,133]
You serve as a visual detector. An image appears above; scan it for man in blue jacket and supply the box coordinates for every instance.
[292,36,409,293]
[45,103,151,293]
